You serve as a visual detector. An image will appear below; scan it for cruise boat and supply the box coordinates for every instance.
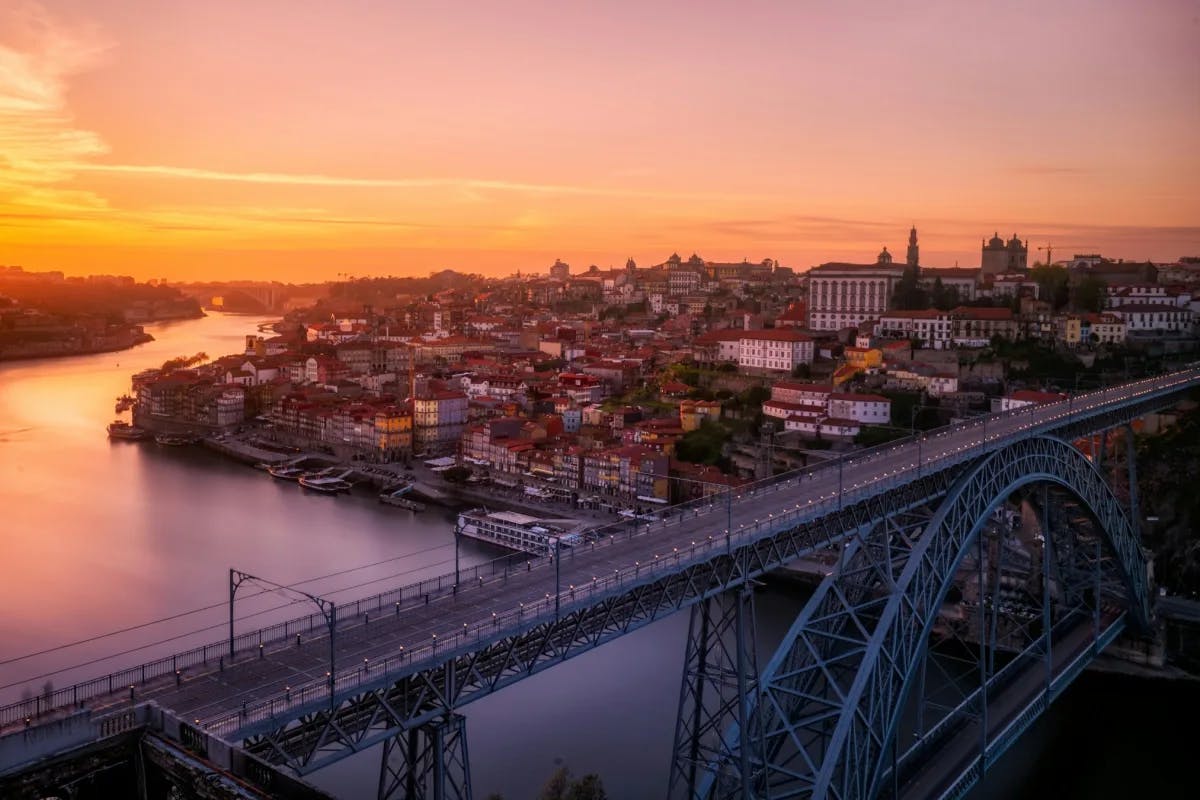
[456,509,585,556]
[107,420,148,440]
[299,469,354,493]
[267,464,306,481]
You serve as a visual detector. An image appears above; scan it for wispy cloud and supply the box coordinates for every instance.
[1006,165,1093,177]
[0,2,111,199]
[67,162,699,200]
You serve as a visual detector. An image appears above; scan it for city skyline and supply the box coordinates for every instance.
[2,0,1198,281]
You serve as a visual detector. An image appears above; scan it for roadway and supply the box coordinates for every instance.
[896,612,1123,800]
[5,369,1196,742]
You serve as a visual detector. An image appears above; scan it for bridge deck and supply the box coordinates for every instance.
[4,370,1195,743]
[898,612,1122,800]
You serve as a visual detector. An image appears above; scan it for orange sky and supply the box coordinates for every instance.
[1,0,1198,281]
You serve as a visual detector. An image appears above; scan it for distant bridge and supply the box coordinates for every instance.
[2,367,1197,799]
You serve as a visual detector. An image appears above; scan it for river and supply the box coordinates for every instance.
[0,312,1195,799]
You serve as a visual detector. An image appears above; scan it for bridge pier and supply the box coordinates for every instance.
[378,714,472,800]
[668,586,761,800]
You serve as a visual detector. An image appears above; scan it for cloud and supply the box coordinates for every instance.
[0,2,111,197]
[668,213,898,243]
[1006,165,1093,177]
[67,162,703,200]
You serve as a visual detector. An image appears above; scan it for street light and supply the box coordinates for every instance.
[553,536,561,620]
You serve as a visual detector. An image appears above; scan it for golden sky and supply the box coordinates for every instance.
[1,0,1198,281]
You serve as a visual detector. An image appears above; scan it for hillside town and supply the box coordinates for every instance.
[116,230,1200,512]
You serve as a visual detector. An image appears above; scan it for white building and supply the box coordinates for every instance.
[998,389,1066,411]
[827,393,891,424]
[1109,304,1193,337]
[875,310,953,349]
[737,330,814,372]
[1105,285,1174,308]
[770,381,833,406]
[806,253,905,331]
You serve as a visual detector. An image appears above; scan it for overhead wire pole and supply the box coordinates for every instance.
[229,568,338,694]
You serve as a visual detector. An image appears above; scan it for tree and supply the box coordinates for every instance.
[442,466,472,483]
[675,419,731,466]
[790,363,811,379]
[1073,275,1107,313]
[892,264,928,310]
[929,277,961,311]
[539,767,607,800]
[1030,264,1070,309]
[540,768,571,800]
[565,774,608,800]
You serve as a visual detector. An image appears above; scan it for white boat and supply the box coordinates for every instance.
[456,509,585,556]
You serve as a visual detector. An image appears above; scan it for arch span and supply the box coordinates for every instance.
[745,435,1149,800]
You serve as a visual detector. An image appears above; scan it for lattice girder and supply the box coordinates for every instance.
[738,435,1149,800]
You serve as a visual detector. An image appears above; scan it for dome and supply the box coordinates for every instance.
[988,232,1005,248]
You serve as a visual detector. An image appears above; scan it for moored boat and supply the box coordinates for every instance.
[107,420,148,440]
[299,471,353,493]
[456,508,585,556]
[379,483,425,511]
[154,433,198,446]
[267,465,306,481]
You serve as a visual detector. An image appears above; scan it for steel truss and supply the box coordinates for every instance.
[710,435,1149,800]
[243,470,964,773]
[670,586,763,800]
[378,713,471,800]
[240,383,1178,777]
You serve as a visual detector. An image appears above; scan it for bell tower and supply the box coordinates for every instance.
[906,226,919,268]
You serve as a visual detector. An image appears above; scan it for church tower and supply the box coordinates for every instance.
[906,226,919,268]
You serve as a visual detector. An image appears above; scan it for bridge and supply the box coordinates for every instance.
[3,368,1198,799]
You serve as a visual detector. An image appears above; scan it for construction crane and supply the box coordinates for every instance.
[1037,243,1057,268]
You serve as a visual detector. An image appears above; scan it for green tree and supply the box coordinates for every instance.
[565,774,607,800]
[442,466,472,483]
[540,768,571,800]
[892,263,929,310]
[1030,264,1070,309]
[538,767,607,800]
[1073,275,1107,313]
[790,363,811,379]
[675,419,730,466]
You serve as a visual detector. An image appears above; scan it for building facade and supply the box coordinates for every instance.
[806,253,906,331]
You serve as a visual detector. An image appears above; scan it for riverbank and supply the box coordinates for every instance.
[0,330,155,362]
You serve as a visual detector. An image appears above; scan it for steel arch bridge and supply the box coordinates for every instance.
[4,370,1196,800]
[679,434,1150,800]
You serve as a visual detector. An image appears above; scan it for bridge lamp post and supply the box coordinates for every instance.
[653,471,735,553]
[837,456,844,510]
[453,518,462,589]
[553,536,561,620]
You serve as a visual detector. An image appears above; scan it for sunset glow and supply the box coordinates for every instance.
[2,0,1198,280]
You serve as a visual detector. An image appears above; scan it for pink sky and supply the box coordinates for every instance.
[1,0,1198,281]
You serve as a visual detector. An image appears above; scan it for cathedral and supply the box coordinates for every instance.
[981,233,1028,276]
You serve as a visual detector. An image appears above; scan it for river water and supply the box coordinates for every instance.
[0,312,1194,799]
